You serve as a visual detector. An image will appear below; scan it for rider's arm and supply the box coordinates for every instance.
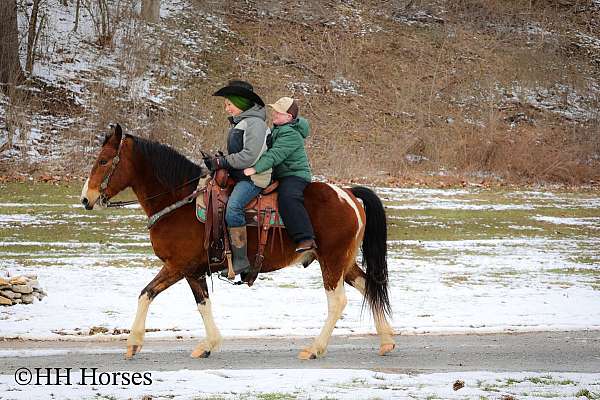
[224,118,269,170]
[253,128,302,174]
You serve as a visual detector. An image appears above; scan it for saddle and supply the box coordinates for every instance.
[196,169,284,286]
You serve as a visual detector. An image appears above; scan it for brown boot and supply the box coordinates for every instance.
[222,226,251,276]
[295,239,317,253]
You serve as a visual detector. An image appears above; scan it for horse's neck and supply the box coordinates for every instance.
[130,174,182,217]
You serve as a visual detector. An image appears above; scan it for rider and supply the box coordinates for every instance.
[205,80,272,276]
[244,97,316,253]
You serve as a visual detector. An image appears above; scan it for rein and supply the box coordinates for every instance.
[100,175,203,209]
[98,133,208,228]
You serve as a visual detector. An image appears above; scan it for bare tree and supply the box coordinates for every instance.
[82,0,113,45]
[26,0,46,73]
[0,0,24,89]
[141,0,160,23]
[73,0,81,32]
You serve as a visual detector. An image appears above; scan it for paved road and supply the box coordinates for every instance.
[0,331,598,374]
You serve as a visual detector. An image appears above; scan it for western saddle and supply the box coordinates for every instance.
[196,169,284,286]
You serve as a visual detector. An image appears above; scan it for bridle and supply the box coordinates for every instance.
[98,133,138,208]
[96,134,207,222]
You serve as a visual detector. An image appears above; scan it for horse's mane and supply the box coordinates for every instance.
[130,135,204,191]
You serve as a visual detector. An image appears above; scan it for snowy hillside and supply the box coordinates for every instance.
[1,0,599,184]
[1,0,228,166]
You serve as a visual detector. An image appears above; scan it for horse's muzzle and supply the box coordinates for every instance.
[81,197,94,210]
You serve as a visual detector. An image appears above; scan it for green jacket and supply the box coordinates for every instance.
[253,117,311,182]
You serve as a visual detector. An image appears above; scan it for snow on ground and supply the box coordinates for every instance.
[502,82,598,122]
[0,253,600,339]
[532,215,600,226]
[1,187,599,340]
[452,80,600,126]
[379,187,600,210]
[0,369,599,400]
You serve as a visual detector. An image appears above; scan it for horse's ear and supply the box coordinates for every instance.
[103,123,123,146]
[110,123,122,139]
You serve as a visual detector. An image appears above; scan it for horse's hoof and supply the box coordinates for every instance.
[379,343,395,356]
[125,345,142,359]
[191,349,211,358]
[298,349,317,360]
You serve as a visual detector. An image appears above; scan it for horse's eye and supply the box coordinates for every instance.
[99,159,108,166]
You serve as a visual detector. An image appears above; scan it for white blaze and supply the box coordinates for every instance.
[80,178,89,202]
[326,183,364,238]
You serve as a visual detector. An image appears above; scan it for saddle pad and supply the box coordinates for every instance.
[196,203,285,227]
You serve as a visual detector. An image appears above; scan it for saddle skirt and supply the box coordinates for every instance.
[196,179,285,228]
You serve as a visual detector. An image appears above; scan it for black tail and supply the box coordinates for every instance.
[350,186,391,318]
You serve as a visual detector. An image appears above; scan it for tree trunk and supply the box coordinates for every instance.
[26,0,41,73]
[73,0,80,32]
[0,0,24,88]
[141,0,160,23]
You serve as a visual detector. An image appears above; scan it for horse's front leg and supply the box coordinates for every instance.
[186,275,223,358]
[125,266,183,359]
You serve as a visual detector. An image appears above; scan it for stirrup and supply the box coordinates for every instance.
[242,255,264,287]
[220,266,250,278]
[295,239,317,253]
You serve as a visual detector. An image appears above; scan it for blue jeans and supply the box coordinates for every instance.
[225,180,262,227]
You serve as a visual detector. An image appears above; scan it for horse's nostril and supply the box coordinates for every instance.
[81,198,89,206]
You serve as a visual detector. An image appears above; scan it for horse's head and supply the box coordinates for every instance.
[81,124,133,210]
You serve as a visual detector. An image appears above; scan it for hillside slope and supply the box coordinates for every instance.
[1,0,599,185]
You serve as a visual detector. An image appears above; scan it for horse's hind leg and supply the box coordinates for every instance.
[125,266,183,359]
[345,262,396,355]
[299,268,348,360]
[186,275,223,358]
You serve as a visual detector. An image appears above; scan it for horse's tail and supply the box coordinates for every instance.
[350,186,391,318]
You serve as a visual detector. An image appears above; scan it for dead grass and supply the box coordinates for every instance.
[2,0,599,186]
[213,0,600,184]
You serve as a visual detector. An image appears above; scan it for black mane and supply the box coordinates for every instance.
[131,135,204,191]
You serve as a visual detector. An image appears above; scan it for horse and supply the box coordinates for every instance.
[80,124,395,360]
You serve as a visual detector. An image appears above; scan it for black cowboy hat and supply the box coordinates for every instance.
[213,80,265,107]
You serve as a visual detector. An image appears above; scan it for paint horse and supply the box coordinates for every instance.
[80,124,395,360]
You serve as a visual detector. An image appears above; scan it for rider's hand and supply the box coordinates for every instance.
[204,156,229,171]
[244,167,256,176]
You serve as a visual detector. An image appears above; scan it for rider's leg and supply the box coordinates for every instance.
[224,179,262,275]
[277,176,316,252]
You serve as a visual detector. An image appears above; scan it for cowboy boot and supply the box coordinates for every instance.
[222,226,251,277]
[295,239,317,253]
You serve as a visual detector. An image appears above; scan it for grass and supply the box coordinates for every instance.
[442,274,471,286]
[526,393,562,398]
[0,182,153,260]
[575,389,600,399]
[570,256,600,265]
[387,205,600,242]
[488,375,579,396]
[277,283,300,289]
[255,394,297,400]
[525,376,575,386]
[546,268,599,276]
[2,182,598,300]
[334,377,369,390]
